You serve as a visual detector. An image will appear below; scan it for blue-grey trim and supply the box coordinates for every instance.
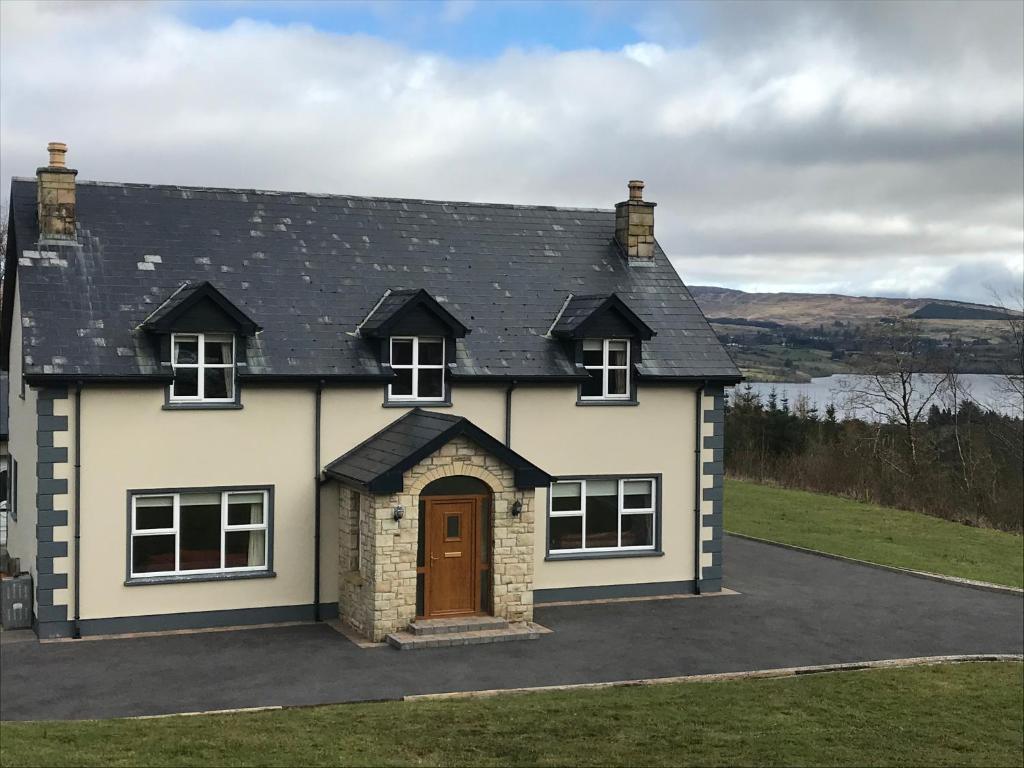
[699,383,725,593]
[574,398,639,407]
[35,385,71,628]
[126,570,277,587]
[545,473,662,559]
[545,549,664,562]
[534,579,696,603]
[162,402,244,411]
[73,602,340,637]
[125,484,275,582]
[35,619,75,639]
[382,400,453,408]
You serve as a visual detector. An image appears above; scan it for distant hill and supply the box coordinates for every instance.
[688,286,1020,382]
[689,286,1013,328]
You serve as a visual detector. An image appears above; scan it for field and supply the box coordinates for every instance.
[1,663,1021,767]
[726,479,1024,588]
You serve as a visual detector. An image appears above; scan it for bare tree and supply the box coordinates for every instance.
[839,321,948,476]
[987,285,1024,416]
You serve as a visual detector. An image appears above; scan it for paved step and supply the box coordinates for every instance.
[386,622,542,650]
[408,615,509,636]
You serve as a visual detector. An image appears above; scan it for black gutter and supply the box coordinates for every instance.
[24,374,174,386]
[313,381,323,622]
[72,382,82,639]
[504,380,517,447]
[693,381,706,595]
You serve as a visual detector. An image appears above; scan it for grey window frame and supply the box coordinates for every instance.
[125,484,275,585]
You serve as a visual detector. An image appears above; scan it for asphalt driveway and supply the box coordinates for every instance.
[2,536,1021,721]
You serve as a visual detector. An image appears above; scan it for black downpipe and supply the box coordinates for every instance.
[504,380,517,447]
[693,381,706,595]
[72,382,82,639]
[313,381,323,622]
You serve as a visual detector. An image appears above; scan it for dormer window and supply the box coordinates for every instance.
[388,336,445,402]
[170,333,235,402]
[581,339,630,400]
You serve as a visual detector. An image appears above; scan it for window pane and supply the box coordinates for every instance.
[418,339,444,365]
[174,338,199,364]
[608,368,628,396]
[585,481,618,548]
[204,336,233,364]
[621,513,654,547]
[550,515,583,551]
[133,534,175,574]
[204,367,233,399]
[446,514,460,539]
[173,368,199,397]
[227,494,264,526]
[623,480,654,510]
[391,368,413,396]
[179,495,221,570]
[225,530,266,568]
[581,370,603,397]
[582,340,602,367]
[135,496,174,530]
[418,368,444,398]
[391,338,413,366]
[551,482,582,512]
[607,340,628,366]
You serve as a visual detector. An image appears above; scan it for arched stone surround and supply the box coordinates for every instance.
[337,435,535,641]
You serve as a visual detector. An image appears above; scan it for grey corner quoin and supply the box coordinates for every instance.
[701,383,725,592]
[35,385,72,639]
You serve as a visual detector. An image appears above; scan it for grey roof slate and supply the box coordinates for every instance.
[323,408,550,492]
[5,177,740,381]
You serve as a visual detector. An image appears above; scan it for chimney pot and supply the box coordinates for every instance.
[47,141,68,168]
[628,180,644,201]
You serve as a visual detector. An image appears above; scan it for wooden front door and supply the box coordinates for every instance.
[424,495,479,617]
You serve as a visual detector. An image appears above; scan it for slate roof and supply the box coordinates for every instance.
[323,409,550,493]
[550,293,655,339]
[4,177,740,382]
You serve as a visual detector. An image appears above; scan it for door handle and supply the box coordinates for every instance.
[430,554,441,561]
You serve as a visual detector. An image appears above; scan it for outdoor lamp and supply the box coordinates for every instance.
[392,504,405,522]
[511,500,523,517]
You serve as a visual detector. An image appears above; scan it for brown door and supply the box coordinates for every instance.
[425,496,479,617]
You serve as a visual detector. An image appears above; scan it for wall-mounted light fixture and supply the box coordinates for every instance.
[511,500,523,517]
[392,504,405,522]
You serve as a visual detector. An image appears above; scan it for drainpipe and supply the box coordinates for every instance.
[504,379,517,448]
[313,381,323,622]
[693,381,706,595]
[72,381,82,639]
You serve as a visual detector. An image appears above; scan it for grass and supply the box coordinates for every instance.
[726,479,1024,588]
[1,663,1021,767]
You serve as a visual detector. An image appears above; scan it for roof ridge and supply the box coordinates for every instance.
[10,176,614,214]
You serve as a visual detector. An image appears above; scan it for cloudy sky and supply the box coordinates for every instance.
[1,0,1021,303]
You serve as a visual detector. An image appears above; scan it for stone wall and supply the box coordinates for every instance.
[335,434,535,641]
[336,486,375,636]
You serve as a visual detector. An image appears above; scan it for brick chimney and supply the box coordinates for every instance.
[615,180,656,261]
[37,142,77,239]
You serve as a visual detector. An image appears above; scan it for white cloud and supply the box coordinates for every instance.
[0,0,1021,303]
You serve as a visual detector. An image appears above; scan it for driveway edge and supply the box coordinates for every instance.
[726,531,1024,596]
[403,654,1024,701]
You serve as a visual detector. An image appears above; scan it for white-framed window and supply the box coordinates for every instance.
[130,489,269,578]
[388,336,445,401]
[549,477,656,554]
[580,339,630,400]
[170,332,235,402]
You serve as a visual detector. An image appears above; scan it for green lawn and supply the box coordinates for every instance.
[1,663,1021,767]
[726,479,1024,588]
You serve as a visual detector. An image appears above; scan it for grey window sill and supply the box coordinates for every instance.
[576,399,639,407]
[545,549,663,562]
[383,400,452,408]
[163,403,244,411]
[125,570,275,586]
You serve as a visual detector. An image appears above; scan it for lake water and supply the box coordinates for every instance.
[733,374,1022,421]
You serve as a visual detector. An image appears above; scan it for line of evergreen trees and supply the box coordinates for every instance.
[725,384,1023,532]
